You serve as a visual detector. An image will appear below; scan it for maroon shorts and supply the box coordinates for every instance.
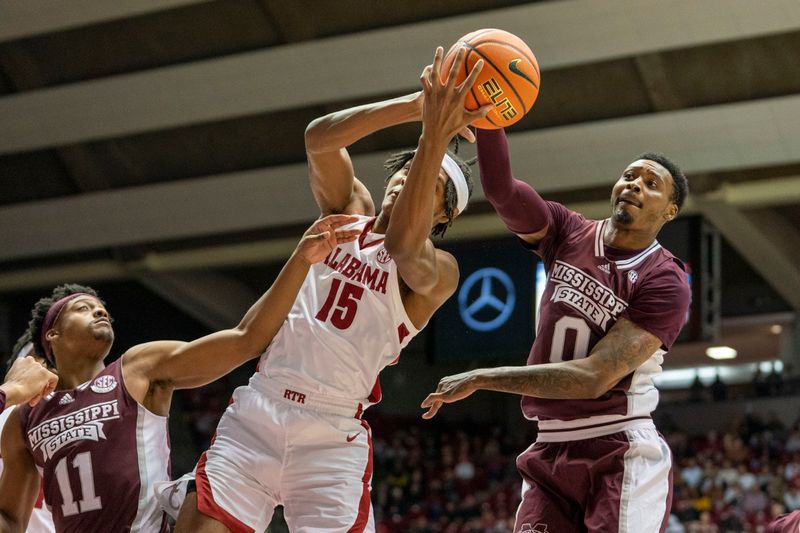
[514,426,673,533]
[767,511,800,533]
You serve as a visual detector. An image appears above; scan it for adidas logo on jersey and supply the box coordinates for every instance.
[598,263,611,274]
[59,393,75,405]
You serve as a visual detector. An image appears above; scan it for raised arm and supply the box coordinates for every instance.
[476,128,551,245]
[305,92,424,216]
[122,215,360,405]
[421,318,661,418]
[0,409,40,533]
[384,47,490,297]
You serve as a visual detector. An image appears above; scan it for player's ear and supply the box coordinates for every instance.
[664,203,678,221]
[434,205,455,224]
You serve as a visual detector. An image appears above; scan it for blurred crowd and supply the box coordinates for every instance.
[369,417,533,533]
[664,413,800,533]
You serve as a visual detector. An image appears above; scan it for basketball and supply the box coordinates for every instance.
[442,28,540,130]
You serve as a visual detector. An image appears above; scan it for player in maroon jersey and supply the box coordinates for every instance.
[422,128,691,532]
[0,215,360,533]
[0,353,57,412]
[768,511,800,533]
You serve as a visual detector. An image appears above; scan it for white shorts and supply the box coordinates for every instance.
[195,373,375,533]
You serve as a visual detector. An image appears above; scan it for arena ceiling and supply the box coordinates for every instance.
[0,0,798,368]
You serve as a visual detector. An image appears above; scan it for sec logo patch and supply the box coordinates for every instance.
[377,248,391,264]
[91,375,118,394]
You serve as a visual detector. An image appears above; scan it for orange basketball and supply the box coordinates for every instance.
[442,29,540,130]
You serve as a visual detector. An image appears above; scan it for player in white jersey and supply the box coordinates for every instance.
[172,47,491,532]
[0,342,55,533]
[0,408,54,533]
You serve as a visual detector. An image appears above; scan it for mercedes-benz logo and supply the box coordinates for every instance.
[458,267,516,332]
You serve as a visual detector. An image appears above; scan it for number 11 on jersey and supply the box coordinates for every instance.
[315,278,364,330]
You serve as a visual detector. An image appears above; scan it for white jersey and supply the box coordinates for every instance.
[260,215,420,405]
[0,407,56,533]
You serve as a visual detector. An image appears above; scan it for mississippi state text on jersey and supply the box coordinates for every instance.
[524,202,690,433]
[18,359,169,533]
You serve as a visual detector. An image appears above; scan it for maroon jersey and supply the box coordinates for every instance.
[767,511,800,533]
[18,359,169,533]
[524,202,690,435]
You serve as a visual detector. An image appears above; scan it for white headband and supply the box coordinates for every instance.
[440,154,469,215]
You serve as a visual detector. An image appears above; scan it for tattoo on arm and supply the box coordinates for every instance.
[591,318,661,383]
[484,365,591,399]
[476,318,662,400]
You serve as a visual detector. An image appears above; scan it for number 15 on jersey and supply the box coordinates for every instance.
[315,279,364,330]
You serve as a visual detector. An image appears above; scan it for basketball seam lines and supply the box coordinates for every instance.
[463,43,530,115]
[472,39,540,80]
[463,28,496,42]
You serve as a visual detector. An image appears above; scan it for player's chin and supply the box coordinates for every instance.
[612,207,635,225]
[381,199,396,217]
[92,328,115,343]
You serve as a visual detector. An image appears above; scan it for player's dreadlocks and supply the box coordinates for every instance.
[383,140,475,238]
[24,283,101,368]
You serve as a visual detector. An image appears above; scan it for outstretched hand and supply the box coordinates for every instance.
[420,369,480,419]
[419,46,492,144]
[296,214,361,265]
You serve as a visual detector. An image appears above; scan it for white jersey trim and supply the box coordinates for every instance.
[595,218,662,270]
[614,240,661,270]
[594,219,606,258]
[618,428,672,533]
[627,349,665,416]
[130,403,169,532]
[535,417,655,442]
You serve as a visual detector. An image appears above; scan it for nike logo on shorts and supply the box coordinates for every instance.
[346,432,360,442]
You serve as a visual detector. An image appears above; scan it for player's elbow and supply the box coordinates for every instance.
[586,373,621,399]
[588,381,610,399]
[232,326,265,357]
[304,116,331,153]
